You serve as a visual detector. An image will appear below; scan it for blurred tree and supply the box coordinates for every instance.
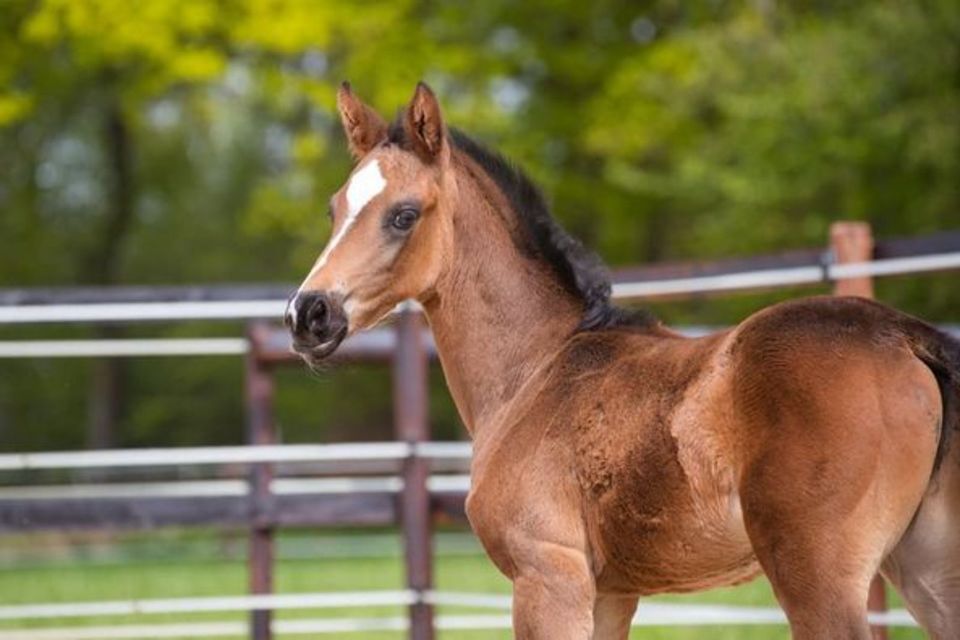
[2,0,234,446]
[0,0,956,450]
[584,0,959,317]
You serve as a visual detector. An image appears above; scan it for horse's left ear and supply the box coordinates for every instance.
[404,82,447,162]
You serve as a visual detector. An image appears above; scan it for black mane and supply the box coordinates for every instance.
[387,120,656,332]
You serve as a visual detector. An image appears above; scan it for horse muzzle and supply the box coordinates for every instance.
[285,291,349,363]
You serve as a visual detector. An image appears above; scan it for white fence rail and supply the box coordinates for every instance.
[0,300,285,325]
[0,442,473,472]
[0,592,917,639]
[611,250,960,299]
[1,251,958,327]
[0,338,249,358]
[0,475,473,501]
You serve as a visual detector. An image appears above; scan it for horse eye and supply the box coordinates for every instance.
[389,207,419,232]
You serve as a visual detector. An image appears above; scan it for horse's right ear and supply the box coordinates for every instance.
[336,82,387,160]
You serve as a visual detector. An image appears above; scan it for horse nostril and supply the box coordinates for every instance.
[306,296,329,336]
[291,292,346,348]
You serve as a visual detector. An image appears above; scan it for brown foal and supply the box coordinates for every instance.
[286,82,960,639]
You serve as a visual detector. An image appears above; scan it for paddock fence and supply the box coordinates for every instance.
[0,222,957,639]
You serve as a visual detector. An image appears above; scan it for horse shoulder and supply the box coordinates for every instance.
[560,331,757,590]
[469,328,755,590]
[465,330,664,573]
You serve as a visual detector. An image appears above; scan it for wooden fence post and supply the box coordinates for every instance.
[829,222,887,640]
[830,222,875,298]
[246,323,276,640]
[393,307,435,640]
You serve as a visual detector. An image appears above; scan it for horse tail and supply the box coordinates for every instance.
[902,317,960,473]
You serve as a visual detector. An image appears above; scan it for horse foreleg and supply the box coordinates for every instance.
[511,541,596,640]
[591,593,638,640]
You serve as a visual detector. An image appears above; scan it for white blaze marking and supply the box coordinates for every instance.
[288,160,387,328]
[316,159,388,274]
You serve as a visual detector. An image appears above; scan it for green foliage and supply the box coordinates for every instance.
[587,2,959,252]
[0,0,957,449]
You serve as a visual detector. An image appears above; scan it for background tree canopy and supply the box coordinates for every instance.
[0,0,957,451]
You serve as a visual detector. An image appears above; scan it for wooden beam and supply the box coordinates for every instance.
[0,493,402,531]
[394,309,435,640]
[247,324,276,640]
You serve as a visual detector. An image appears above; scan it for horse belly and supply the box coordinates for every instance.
[592,487,761,595]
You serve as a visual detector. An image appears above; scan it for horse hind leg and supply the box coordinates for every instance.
[742,508,877,639]
[738,442,891,639]
[883,320,960,638]
[737,390,938,637]
[734,328,946,638]
[881,451,960,640]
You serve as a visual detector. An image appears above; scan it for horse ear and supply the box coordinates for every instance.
[404,82,447,162]
[336,82,387,159]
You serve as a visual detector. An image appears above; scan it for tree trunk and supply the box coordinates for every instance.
[87,336,123,449]
[84,96,135,450]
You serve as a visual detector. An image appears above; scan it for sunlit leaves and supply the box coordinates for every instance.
[0,91,33,126]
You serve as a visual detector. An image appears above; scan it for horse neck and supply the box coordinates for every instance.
[421,160,583,438]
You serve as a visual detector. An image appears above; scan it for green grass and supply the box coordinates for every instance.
[0,530,925,639]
